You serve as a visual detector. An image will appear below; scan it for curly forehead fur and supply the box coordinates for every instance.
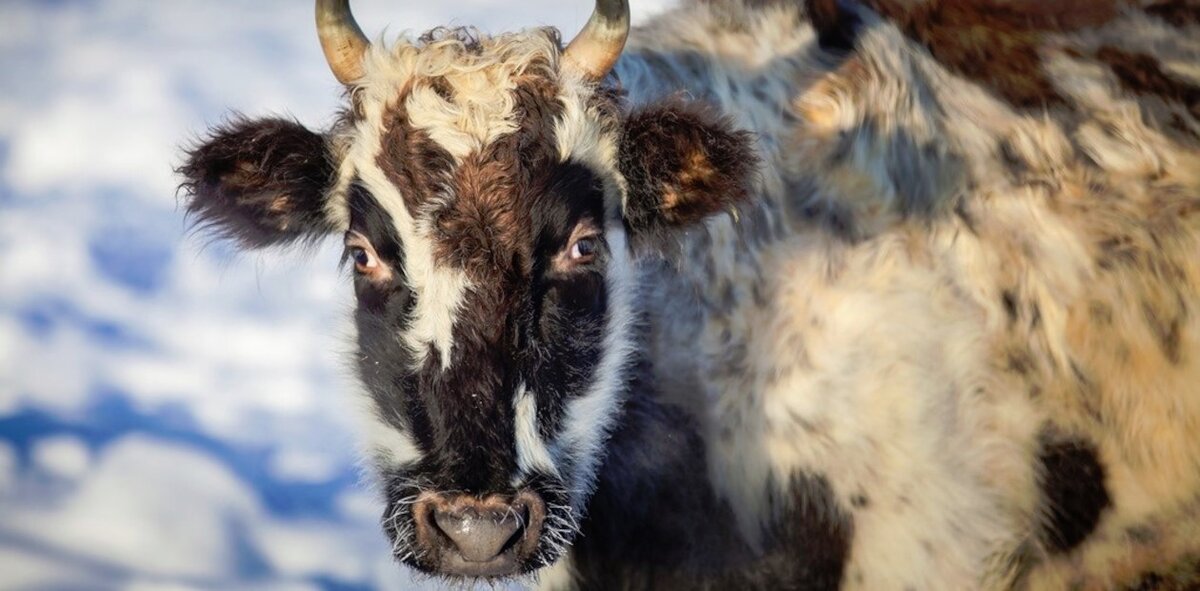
[359,28,563,146]
[325,26,621,223]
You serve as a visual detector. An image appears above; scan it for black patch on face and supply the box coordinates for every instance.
[1036,429,1111,554]
[525,163,609,439]
[347,187,430,447]
[347,186,410,313]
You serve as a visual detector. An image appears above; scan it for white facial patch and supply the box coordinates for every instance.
[514,382,561,482]
[347,374,424,470]
[405,75,521,161]
[552,224,636,512]
[344,92,472,370]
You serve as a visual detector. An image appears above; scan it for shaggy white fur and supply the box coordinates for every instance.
[625,0,1200,588]
[319,0,1199,587]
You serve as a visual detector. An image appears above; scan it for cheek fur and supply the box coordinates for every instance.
[527,271,608,440]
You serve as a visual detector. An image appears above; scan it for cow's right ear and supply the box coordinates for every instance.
[179,117,337,249]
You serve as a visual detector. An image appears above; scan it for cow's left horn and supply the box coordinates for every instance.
[316,0,369,85]
[562,0,630,80]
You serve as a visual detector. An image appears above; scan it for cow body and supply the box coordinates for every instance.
[180,0,1200,588]
[595,1,1200,588]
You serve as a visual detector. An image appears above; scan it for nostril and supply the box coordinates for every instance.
[433,505,525,563]
[410,490,547,575]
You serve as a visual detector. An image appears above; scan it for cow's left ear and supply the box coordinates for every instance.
[179,116,338,249]
[617,100,758,247]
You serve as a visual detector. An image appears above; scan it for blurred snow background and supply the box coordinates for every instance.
[0,1,672,589]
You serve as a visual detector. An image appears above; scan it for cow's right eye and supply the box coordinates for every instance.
[350,247,375,271]
[344,231,388,280]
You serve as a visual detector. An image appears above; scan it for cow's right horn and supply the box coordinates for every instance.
[316,0,370,85]
[562,0,630,81]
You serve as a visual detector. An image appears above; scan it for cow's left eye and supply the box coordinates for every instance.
[569,237,597,262]
[553,222,602,273]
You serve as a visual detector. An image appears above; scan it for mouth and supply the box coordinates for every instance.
[438,548,524,577]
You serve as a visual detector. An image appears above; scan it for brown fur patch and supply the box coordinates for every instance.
[618,98,759,243]
[377,87,456,213]
[1146,0,1200,27]
[429,76,564,279]
[1094,46,1200,124]
[179,117,336,248]
[865,0,1119,107]
[433,137,529,278]
[661,149,723,223]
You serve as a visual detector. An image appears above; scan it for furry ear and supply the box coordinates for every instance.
[179,117,337,249]
[617,100,758,247]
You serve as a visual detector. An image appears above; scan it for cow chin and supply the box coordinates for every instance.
[381,474,577,580]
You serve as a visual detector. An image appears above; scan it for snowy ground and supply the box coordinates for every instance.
[0,1,672,589]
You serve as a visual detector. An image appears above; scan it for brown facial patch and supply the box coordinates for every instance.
[1094,46,1200,125]
[864,0,1119,108]
[433,137,529,278]
[428,76,565,280]
[377,87,456,213]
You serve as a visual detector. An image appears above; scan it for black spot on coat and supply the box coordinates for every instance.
[1036,430,1111,553]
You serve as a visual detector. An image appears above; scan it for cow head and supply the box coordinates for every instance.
[179,0,756,580]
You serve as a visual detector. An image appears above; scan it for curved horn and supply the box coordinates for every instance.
[562,0,630,80]
[316,0,369,85]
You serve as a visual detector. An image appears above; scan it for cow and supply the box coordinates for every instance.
[179,0,1200,588]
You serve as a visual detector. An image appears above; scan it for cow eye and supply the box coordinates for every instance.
[350,247,375,270]
[569,237,597,262]
[553,221,602,273]
[344,231,383,276]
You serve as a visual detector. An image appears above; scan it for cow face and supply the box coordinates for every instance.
[179,4,756,581]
